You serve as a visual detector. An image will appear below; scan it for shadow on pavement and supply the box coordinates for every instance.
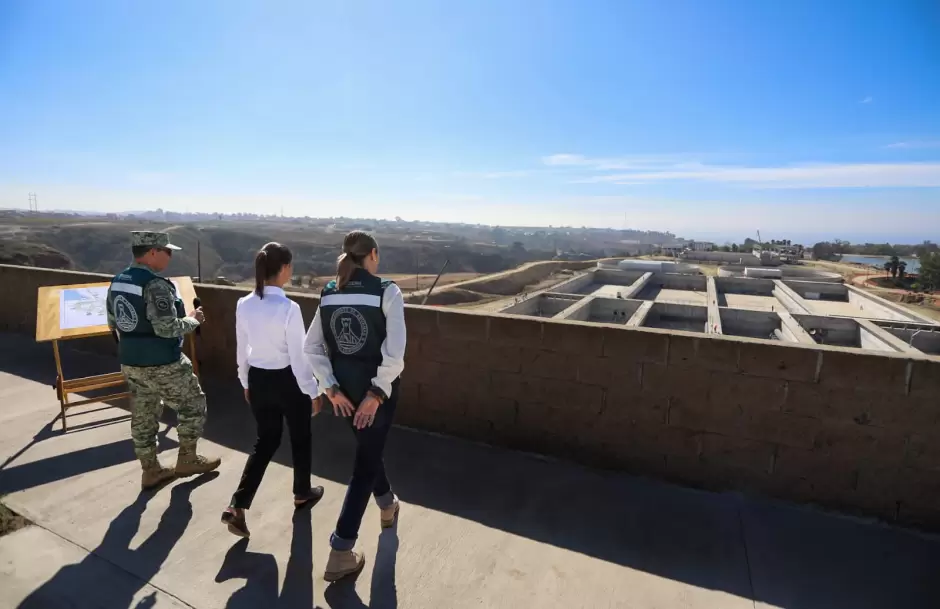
[0,419,176,496]
[4,333,940,609]
[216,506,326,608]
[16,472,219,609]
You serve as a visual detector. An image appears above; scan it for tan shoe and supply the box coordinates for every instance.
[221,508,250,538]
[175,441,221,477]
[324,549,365,582]
[380,498,400,529]
[141,464,175,490]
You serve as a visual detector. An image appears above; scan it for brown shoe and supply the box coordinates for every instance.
[221,508,250,538]
[380,498,400,529]
[175,442,221,477]
[141,464,175,491]
[324,549,365,582]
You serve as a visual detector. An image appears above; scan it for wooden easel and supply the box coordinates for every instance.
[35,277,199,431]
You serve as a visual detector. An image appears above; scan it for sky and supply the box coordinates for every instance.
[1,0,939,244]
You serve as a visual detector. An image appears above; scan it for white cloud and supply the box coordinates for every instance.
[547,151,940,189]
[541,153,588,166]
[886,140,940,149]
[859,96,873,104]
[574,162,940,188]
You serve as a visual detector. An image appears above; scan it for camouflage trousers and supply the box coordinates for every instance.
[123,355,207,461]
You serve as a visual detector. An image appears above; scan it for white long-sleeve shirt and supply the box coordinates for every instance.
[303,282,406,397]
[236,286,319,397]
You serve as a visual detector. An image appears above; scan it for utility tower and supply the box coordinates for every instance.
[28,193,37,212]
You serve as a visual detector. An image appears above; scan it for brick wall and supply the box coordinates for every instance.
[2,263,938,530]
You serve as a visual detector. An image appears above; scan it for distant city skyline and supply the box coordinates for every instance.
[1,1,938,245]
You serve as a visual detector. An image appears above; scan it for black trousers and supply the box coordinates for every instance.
[331,379,399,550]
[230,366,313,509]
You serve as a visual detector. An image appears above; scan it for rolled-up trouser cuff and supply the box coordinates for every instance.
[330,532,356,551]
[375,491,396,509]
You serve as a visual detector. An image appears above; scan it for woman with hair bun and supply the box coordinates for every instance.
[304,230,406,581]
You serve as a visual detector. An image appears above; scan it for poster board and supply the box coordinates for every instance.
[36,277,197,342]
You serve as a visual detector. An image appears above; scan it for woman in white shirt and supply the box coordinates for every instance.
[304,230,406,581]
[221,242,323,538]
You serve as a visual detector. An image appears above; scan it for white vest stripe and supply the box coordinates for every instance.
[321,293,381,308]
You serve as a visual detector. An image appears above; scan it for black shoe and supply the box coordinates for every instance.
[221,508,250,538]
[294,486,325,510]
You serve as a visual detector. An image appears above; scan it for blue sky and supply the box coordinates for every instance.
[1,0,938,244]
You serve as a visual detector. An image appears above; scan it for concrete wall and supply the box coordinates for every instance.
[846,286,931,323]
[719,265,844,284]
[500,294,581,317]
[682,251,762,265]
[548,272,596,295]
[654,273,708,291]
[876,323,940,355]
[3,263,940,531]
[591,269,646,287]
[793,315,862,348]
[720,309,781,340]
[587,298,642,325]
[716,276,775,296]
[455,260,596,295]
[783,280,848,300]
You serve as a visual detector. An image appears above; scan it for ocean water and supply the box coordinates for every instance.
[838,254,921,273]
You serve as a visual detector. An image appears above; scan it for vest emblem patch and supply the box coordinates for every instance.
[114,295,139,332]
[330,306,369,355]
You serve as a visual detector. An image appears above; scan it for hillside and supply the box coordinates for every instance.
[0,216,553,280]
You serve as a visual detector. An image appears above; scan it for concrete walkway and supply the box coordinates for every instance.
[0,333,938,609]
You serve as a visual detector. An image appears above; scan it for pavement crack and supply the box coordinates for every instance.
[20,520,198,609]
[735,500,758,609]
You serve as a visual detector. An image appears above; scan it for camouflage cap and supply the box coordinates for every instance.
[131,231,182,251]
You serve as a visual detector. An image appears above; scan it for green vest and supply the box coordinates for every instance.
[108,266,185,367]
[319,268,393,404]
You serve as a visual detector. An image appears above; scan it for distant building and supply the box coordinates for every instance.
[657,243,686,256]
[689,241,715,252]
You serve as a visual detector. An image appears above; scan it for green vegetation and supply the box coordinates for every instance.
[0,500,30,537]
[813,239,938,262]
[919,252,940,291]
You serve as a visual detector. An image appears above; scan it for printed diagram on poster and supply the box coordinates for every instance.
[59,286,109,330]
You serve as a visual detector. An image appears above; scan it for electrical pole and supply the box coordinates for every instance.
[28,193,37,212]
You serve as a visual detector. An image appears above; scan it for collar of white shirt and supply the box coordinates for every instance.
[262,286,286,297]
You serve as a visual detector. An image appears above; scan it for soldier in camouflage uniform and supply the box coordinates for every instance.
[107,231,221,490]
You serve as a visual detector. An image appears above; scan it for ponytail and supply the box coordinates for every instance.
[253,242,293,299]
[254,250,268,298]
[336,231,379,290]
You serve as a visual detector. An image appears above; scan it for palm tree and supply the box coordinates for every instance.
[889,255,900,278]
[898,260,907,280]
[884,261,892,278]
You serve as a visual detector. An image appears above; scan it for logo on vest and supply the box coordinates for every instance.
[330,306,368,355]
[113,295,139,332]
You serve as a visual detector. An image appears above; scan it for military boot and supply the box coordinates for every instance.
[174,441,221,477]
[324,549,366,582]
[140,456,175,491]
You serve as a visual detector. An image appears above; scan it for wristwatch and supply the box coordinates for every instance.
[325,384,341,398]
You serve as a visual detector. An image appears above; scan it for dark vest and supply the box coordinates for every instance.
[108,266,185,367]
[319,268,393,403]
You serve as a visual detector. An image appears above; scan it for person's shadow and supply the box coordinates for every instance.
[17,472,218,609]
[323,527,399,609]
[216,507,317,608]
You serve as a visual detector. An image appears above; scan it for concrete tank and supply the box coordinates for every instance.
[744,267,783,279]
[617,260,700,274]
[718,265,843,283]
